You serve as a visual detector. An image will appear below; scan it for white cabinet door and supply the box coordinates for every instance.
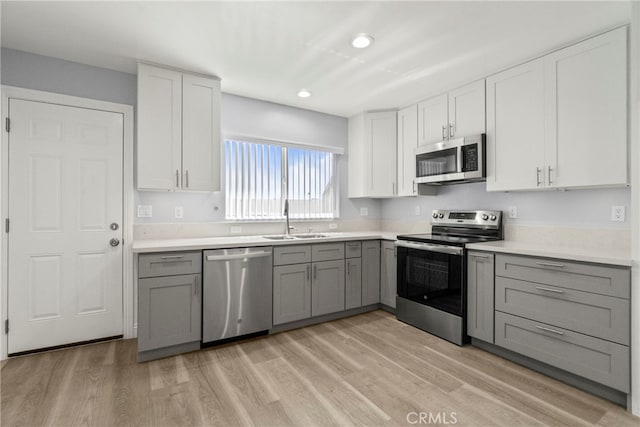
[182,74,221,191]
[418,93,448,145]
[311,260,346,316]
[380,241,397,308]
[397,105,418,197]
[545,27,627,188]
[486,58,546,191]
[365,111,397,197]
[137,63,182,190]
[449,80,486,139]
[347,114,366,197]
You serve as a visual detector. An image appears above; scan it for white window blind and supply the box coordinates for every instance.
[225,138,338,220]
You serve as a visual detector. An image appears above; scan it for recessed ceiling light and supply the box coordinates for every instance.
[297,89,312,98]
[352,33,374,49]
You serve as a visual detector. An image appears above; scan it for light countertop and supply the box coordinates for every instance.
[132,231,400,253]
[466,240,632,267]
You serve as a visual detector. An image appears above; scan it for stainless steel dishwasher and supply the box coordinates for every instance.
[202,247,273,344]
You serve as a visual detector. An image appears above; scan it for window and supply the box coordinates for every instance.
[224,138,338,220]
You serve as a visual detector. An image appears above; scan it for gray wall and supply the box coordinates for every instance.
[1,47,381,223]
[382,183,631,228]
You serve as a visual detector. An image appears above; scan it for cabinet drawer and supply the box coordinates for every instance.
[345,241,362,258]
[495,311,629,392]
[273,245,312,266]
[139,251,202,278]
[495,254,630,299]
[312,243,345,262]
[496,277,629,345]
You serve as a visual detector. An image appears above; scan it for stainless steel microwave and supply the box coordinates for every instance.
[415,134,486,184]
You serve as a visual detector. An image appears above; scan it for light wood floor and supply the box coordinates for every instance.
[2,310,638,426]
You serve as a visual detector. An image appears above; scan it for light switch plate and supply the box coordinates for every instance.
[508,206,517,219]
[611,206,625,222]
[329,223,338,229]
[175,206,184,219]
[230,226,242,234]
[137,205,152,218]
[360,207,368,216]
[414,206,421,216]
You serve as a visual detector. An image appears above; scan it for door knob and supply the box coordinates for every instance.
[109,238,120,247]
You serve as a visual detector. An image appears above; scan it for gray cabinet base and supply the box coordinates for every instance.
[138,340,200,362]
[270,304,379,334]
[471,338,628,408]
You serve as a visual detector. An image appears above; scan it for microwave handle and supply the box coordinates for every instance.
[457,145,463,174]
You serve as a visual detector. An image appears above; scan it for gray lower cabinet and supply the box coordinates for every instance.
[345,257,363,310]
[311,260,346,316]
[273,263,312,325]
[492,253,631,393]
[467,252,495,343]
[137,251,202,360]
[380,241,397,308]
[362,240,381,305]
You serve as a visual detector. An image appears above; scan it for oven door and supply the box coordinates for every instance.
[395,240,465,316]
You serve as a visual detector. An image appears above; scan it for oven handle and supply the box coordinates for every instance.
[394,240,464,256]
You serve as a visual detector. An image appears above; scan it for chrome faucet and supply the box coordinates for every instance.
[283,199,295,235]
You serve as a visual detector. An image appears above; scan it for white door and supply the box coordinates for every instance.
[182,74,221,192]
[8,98,124,354]
[486,58,546,191]
[417,93,448,145]
[448,79,486,139]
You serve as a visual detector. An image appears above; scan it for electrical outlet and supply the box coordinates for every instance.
[174,206,184,219]
[360,207,368,216]
[611,206,626,222]
[329,223,338,229]
[508,206,517,219]
[137,205,152,218]
[414,206,421,216]
[230,226,242,234]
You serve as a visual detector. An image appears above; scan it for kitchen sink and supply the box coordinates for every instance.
[293,234,328,239]
[262,235,296,240]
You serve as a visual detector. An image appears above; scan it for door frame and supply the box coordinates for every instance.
[0,86,135,360]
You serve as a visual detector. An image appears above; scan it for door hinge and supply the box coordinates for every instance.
[5,117,9,133]
[5,218,8,233]
[4,319,8,334]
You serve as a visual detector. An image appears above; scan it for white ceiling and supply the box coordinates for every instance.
[0,1,631,117]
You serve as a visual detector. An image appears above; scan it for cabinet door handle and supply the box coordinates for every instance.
[441,125,446,140]
[412,180,416,194]
[449,123,454,138]
[185,170,189,188]
[392,182,395,195]
[536,167,542,187]
[313,265,317,280]
[194,276,200,296]
[347,262,350,276]
[536,261,565,268]
[535,286,565,294]
[547,166,553,185]
[176,169,180,188]
[306,264,311,281]
[535,325,564,335]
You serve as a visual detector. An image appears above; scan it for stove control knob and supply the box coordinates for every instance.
[481,214,489,221]
[438,213,444,219]
[490,214,497,221]
[432,212,438,219]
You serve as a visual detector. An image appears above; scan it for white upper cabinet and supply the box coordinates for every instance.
[137,63,221,191]
[418,80,485,146]
[545,26,627,188]
[486,58,546,191]
[397,105,418,197]
[418,93,448,145]
[486,27,628,192]
[348,111,397,198]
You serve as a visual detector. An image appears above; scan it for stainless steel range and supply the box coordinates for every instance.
[395,210,503,345]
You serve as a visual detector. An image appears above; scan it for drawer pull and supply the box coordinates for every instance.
[160,255,184,260]
[535,261,565,268]
[471,254,491,259]
[535,286,565,294]
[318,249,339,253]
[535,325,564,335]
